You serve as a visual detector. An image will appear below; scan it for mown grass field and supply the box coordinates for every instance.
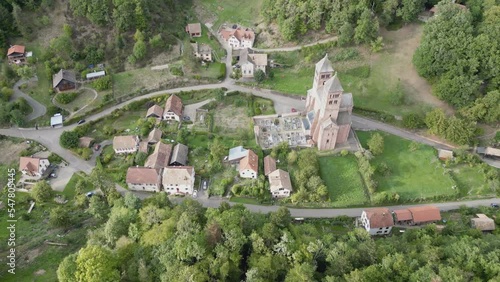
[319,155,369,207]
[356,131,457,201]
[451,165,493,197]
[195,0,264,28]
[112,67,175,98]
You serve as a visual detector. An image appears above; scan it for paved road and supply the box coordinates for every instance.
[12,79,47,120]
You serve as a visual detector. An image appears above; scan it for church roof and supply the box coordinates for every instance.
[315,54,334,73]
[324,73,343,93]
[336,112,351,125]
[340,93,353,108]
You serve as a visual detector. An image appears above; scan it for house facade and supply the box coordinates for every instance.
[162,166,195,195]
[237,49,267,78]
[113,135,139,154]
[219,26,255,49]
[305,55,353,151]
[239,150,258,179]
[268,169,293,198]
[163,94,183,121]
[192,43,213,62]
[19,157,50,178]
[360,208,394,235]
[7,45,26,64]
[126,167,162,192]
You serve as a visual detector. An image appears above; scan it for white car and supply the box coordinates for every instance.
[193,190,198,198]
[202,181,208,190]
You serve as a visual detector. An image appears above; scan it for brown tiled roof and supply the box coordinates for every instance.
[471,214,495,231]
[126,167,160,185]
[79,137,94,148]
[146,104,164,118]
[19,157,40,174]
[170,143,189,166]
[147,128,162,143]
[7,45,25,56]
[219,27,254,42]
[393,209,412,221]
[364,208,394,228]
[268,169,293,192]
[145,142,172,170]
[162,166,195,186]
[248,53,267,67]
[52,69,76,88]
[263,155,276,176]
[165,94,183,117]
[138,141,149,153]
[408,206,441,223]
[186,23,202,34]
[113,135,139,150]
[239,150,258,173]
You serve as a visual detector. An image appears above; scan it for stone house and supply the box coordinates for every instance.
[19,157,50,179]
[191,42,213,62]
[145,142,172,170]
[239,150,258,179]
[113,135,139,154]
[126,167,162,192]
[7,45,26,64]
[52,69,77,92]
[237,48,267,78]
[219,26,255,49]
[186,23,202,37]
[162,166,195,195]
[360,208,394,235]
[268,169,293,198]
[163,94,183,121]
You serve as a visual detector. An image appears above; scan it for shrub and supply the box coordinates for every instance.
[91,76,112,91]
[217,63,226,80]
[56,92,78,104]
[367,133,384,155]
[60,131,80,149]
[402,113,425,129]
[170,66,184,76]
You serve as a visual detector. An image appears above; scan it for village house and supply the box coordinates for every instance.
[263,155,276,176]
[237,48,267,78]
[146,104,164,120]
[219,26,255,49]
[407,206,442,225]
[477,147,500,159]
[228,146,248,164]
[7,45,26,64]
[163,94,183,121]
[170,143,189,166]
[304,55,354,150]
[126,167,162,192]
[393,209,413,225]
[360,208,394,235]
[239,149,258,179]
[145,142,172,170]
[19,156,50,179]
[78,137,94,148]
[52,69,77,92]
[113,135,139,154]
[191,42,213,62]
[147,128,162,144]
[471,214,496,232]
[185,23,202,37]
[268,169,293,198]
[162,166,195,195]
[138,141,149,154]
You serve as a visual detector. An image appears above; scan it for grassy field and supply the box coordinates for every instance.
[319,155,369,207]
[197,62,225,79]
[259,66,313,96]
[112,67,176,98]
[56,88,96,113]
[357,131,457,201]
[61,172,93,199]
[451,165,493,197]
[195,0,264,28]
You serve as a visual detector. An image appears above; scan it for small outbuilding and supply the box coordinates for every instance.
[86,70,106,80]
[471,214,496,232]
[79,137,94,148]
[170,143,189,166]
[50,113,63,128]
[438,149,454,161]
[186,23,202,37]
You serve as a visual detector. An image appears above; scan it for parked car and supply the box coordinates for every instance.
[202,180,208,190]
[77,119,86,125]
[50,173,57,178]
[94,144,101,151]
[491,203,499,208]
[193,190,198,198]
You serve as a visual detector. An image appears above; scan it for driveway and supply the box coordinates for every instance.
[183,98,215,121]
[12,79,47,120]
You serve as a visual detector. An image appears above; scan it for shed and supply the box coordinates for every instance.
[438,149,454,160]
[170,143,189,166]
[50,114,63,128]
[53,69,77,92]
[86,70,106,80]
[471,214,496,231]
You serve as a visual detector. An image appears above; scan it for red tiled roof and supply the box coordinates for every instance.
[364,208,394,228]
[145,142,172,170]
[113,135,139,150]
[126,167,160,185]
[19,157,41,174]
[393,209,412,221]
[146,105,164,118]
[219,27,254,42]
[408,206,441,223]
[239,150,258,173]
[186,23,202,34]
[263,155,276,176]
[164,94,183,117]
[7,45,25,56]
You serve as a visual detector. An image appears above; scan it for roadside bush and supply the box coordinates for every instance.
[91,76,112,91]
[217,63,226,80]
[170,66,184,76]
[60,131,80,149]
[389,81,405,106]
[332,48,359,62]
[56,92,78,104]
[402,113,425,129]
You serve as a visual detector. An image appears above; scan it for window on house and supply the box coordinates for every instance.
[326,139,329,143]
[334,100,338,104]
[329,100,333,105]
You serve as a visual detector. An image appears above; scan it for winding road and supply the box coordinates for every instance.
[12,79,47,120]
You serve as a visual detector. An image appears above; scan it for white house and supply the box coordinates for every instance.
[268,169,293,198]
[360,208,394,235]
[126,167,162,192]
[162,166,195,195]
[163,94,183,121]
[237,48,267,78]
[113,135,139,154]
[239,150,258,179]
[19,157,50,179]
[219,26,255,49]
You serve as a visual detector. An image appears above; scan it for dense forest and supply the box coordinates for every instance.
[56,173,500,282]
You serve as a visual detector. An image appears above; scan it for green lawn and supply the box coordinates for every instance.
[356,131,457,201]
[60,172,93,199]
[112,67,175,98]
[451,165,493,197]
[319,155,369,207]
[56,88,96,113]
[196,62,225,79]
[196,0,264,28]
[258,66,313,96]
[192,25,225,61]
